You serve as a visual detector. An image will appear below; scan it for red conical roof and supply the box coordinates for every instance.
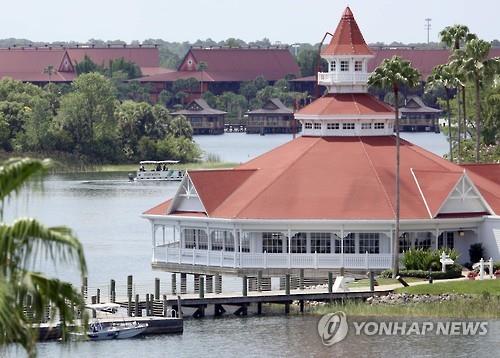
[322,7,373,56]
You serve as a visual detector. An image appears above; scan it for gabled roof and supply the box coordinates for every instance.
[401,96,442,114]
[247,98,293,115]
[296,93,393,116]
[67,47,160,67]
[146,136,499,220]
[172,99,226,116]
[0,48,76,82]
[322,7,373,56]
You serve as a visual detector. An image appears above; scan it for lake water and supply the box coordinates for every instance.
[5,132,483,358]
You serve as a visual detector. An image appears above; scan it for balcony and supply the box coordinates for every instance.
[152,245,392,270]
[317,72,369,86]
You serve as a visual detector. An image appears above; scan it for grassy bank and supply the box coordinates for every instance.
[313,280,500,318]
[396,279,500,296]
[312,297,500,319]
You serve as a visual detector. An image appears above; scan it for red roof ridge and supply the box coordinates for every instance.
[401,137,460,171]
[188,168,252,174]
[359,137,396,217]
[143,198,172,215]
[233,137,322,217]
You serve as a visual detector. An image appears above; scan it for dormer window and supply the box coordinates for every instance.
[343,123,355,130]
[340,60,349,72]
[329,61,336,72]
[314,123,322,130]
[354,61,363,72]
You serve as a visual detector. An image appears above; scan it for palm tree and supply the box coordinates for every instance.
[439,25,476,162]
[0,158,86,358]
[368,56,420,278]
[426,64,460,161]
[454,39,499,162]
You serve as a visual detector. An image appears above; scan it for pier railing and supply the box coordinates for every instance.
[153,246,391,270]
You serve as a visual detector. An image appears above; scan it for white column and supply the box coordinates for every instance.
[288,228,292,269]
[435,228,439,250]
[162,225,165,245]
[233,227,237,268]
[151,223,156,261]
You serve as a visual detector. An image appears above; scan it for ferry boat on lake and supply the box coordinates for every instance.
[132,160,185,181]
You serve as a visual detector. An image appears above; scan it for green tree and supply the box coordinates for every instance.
[426,64,459,161]
[368,56,421,278]
[74,55,101,75]
[169,115,193,139]
[0,158,86,357]
[55,73,118,159]
[439,25,476,161]
[454,38,499,162]
[196,61,208,95]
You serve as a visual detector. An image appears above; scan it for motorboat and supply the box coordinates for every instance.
[132,160,185,181]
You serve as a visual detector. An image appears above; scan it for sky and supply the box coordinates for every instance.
[2,0,499,44]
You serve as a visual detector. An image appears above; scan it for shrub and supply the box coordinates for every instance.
[379,264,463,280]
[469,243,484,264]
[401,248,459,271]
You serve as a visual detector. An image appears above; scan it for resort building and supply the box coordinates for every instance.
[0,45,169,84]
[399,96,442,132]
[143,7,500,277]
[172,99,226,135]
[135,47,301,101]
[246,98,298,134]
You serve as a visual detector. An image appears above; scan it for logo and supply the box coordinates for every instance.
[317,311,348,346]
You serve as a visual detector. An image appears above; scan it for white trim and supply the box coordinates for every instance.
[295,114,393,120]
[435,173,492,217]
[167,173,208,215]
[411,168,433,219]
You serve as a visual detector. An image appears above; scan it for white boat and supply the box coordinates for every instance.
[113,321,148,339]
[132,160,185,181]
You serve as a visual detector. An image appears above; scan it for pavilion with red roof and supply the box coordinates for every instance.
[143,7,500,277]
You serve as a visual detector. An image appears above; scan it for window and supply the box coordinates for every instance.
[359,233,380,254]
[340,60,349,72]
[342,123,355,130]
[354,60,363,72]
[240,236,250,253]
[211,230,224,251]
[361,123,372,129]
[262,232,283,253]
[335,233,356,254]
[415,233,432,250]
[311,233,331,254]
[438,232,454,249]
[184,229,207,249]
[305,122,312,129]
[210,230,235,251]
[399,232,411,253]
[291,233,307,253]
[374,122,385,129]
[327,123,339,130]
[329,61,336,72]
[314,123,322,130]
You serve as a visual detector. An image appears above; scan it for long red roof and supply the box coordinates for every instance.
[322,7,372,56]
[145,136,500,220]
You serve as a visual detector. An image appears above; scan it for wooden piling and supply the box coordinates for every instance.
[177,295,183,319]
[368,271,375,292]
[299,300,304,313]
[135,294,140,317]
[163,294,168,317]
[257,271,262,292]
[171,273,177,295]
[110,279,116,303]
[145,294,150,316]
[91,295,96,304]
[127,275,133,298]
[285,274,291,295]
[96,289,100,304]
[299,269,304,290]
[257,302,262,315]
[155,278,160,300]
[328,272,333,294]
[242,275,248,297]
[199,276,205,299]
[127,295,132,317]
[81,277,88,299]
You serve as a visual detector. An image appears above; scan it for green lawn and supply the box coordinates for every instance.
[396,279,500,296]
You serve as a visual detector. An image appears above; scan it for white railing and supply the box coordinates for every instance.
[153,246,392,270]
[317,72,369,85]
